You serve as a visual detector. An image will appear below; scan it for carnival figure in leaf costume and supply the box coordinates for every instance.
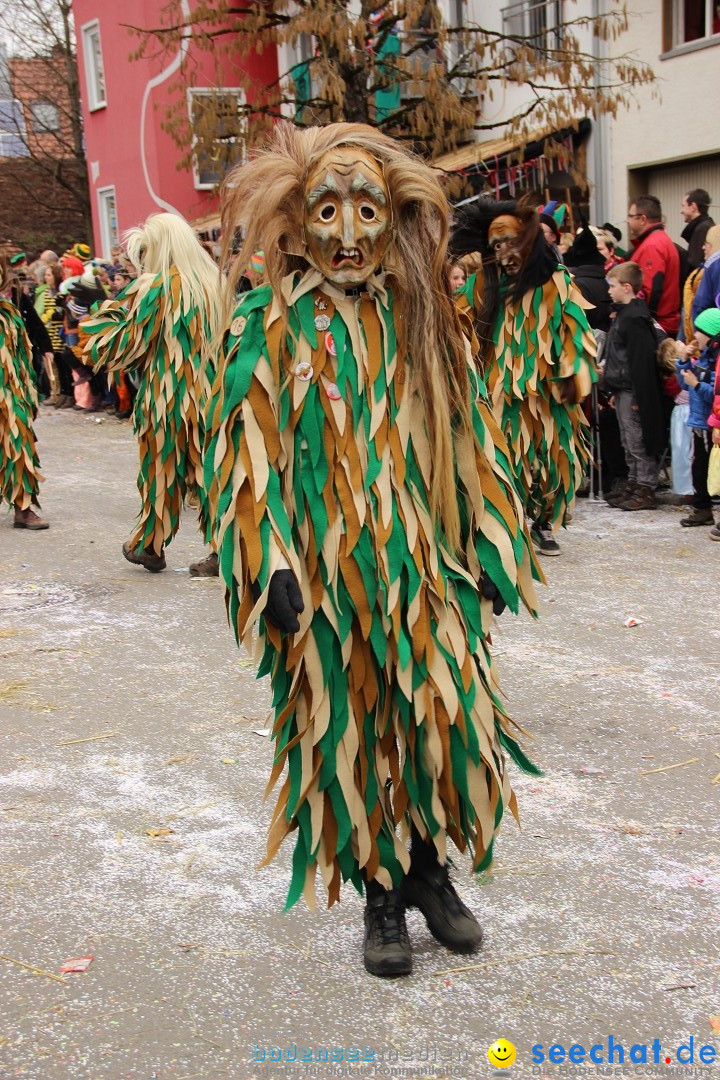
[206,123,542,977]
[453,199,597,557]
[82,214,221,572]
[0,256,49,530]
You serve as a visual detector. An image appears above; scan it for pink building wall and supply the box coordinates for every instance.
[73,0,278,257]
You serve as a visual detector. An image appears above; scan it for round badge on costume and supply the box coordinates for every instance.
[314,314,331,332]
[295,361,314,382]
[325,382,342,401]
[325,332,337,356]
[230,315,247,338]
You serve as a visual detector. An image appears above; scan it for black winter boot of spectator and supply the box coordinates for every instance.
[605,478,635,506]
[619,484,657,511]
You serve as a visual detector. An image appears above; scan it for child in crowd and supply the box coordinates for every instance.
[447,259,467,292]
[658,337,694,499]
[603,262,666,511]
[676,307,720,529]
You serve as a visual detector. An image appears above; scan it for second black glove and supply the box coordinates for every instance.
[261,569,305,634]
[481,572,507,617]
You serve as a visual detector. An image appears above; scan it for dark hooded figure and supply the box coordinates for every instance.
[450,196,597,557]
[563,226,612,332]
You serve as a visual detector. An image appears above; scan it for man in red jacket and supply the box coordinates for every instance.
[627,195,680,336]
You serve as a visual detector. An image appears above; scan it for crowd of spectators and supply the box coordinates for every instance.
[5,184,720,543]
[538,188,719,541]
[2,242,138,418]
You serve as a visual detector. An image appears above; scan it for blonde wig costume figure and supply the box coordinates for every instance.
[0,257,49,530]
[82,213,221,571]
[206,122,542,978]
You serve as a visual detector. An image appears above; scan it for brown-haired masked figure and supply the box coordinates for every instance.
[452,198,598,557]
[205,123,542,978]
[0,257,49,530]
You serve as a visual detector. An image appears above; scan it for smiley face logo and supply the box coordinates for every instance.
[488,1039,516,1069]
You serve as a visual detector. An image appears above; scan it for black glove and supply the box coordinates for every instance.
[481,573,506,616]
[253,570,304,634]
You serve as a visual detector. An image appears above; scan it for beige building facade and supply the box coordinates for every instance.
[608,0,720,246]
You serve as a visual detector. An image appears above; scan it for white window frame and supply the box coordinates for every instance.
[669,0,720,49]
[97,185,118,259]
[81,19,107,111]
[30,100,60,133]
[187,87,246,191]
[500,0,564,56]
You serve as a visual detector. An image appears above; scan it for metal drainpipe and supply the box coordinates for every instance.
[590,0,613,226]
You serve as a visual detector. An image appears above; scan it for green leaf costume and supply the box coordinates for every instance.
[0,299,43,511]
[82,268,216,554]
[206,268,542,909]
[458,267,598,527]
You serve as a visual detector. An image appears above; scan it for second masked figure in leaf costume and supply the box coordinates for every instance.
[206,123,542,978]
[82,214,221,572]
[0,256,49,530]
[453,199,597,558]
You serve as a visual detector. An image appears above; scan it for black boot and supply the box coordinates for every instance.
[401,827,483,953]
[363,882,412,978]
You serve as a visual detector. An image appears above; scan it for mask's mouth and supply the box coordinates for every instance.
[499,254,521,275]
[332,246,364,269]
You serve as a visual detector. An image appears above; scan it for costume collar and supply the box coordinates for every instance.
[279,267,389,311]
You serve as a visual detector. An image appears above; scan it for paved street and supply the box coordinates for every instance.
[1,408,719,1080]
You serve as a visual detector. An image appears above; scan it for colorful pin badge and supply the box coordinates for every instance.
[295,361,314,382]
[325,332,337,356]
[230,315,247,338]
[325,382,342,401]
[314,314,331,332]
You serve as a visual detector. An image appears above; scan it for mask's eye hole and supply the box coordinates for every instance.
[319,204,335,222]
[359,204,376,221]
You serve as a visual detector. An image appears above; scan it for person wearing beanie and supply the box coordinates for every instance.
[602,222,627,259]
[71,242,92,262]
[0,256,49,529]
[538,212,560,245]
[60,255,84,281]
[677,306,720,527]
[563,225,612,332]
[61,265,107,410]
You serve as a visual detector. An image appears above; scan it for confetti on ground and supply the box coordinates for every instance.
[59,955,94,974]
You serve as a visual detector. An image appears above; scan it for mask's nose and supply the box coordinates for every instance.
[342,203,356,248]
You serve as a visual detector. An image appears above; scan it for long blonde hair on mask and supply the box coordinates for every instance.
[220,121,472,551]
[124,213,222,353]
